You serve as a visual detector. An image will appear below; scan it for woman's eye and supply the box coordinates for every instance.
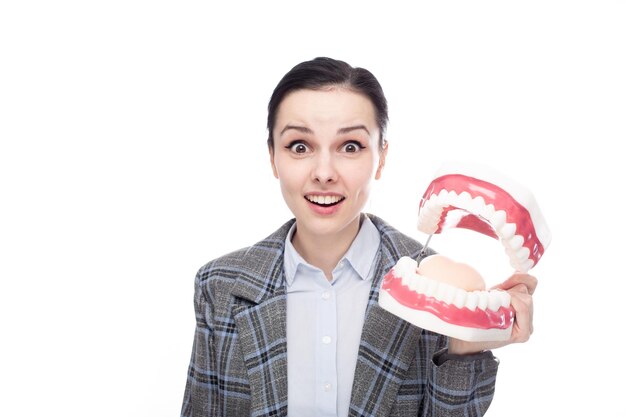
[288,142,309,153]
[341,141,364,153]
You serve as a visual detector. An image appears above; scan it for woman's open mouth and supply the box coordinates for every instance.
[304,194,346,215]
[305,195,346,207]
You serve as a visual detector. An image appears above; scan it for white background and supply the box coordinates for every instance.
[1,1,625,416]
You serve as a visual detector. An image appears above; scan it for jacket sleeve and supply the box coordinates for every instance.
[181,271,219,417]
[419,331,499,416]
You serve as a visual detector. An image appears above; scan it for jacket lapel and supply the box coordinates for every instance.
[349,215,426,417]
[230,221,294,417]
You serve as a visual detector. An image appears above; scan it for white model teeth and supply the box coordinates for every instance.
[465,292,478,311]
[306,195,343,205]
[435,282,456,305]
[500,223,516,240]
[521,259,534,271]
[425,279,438,297]
[481,203,496,220]
[452,289,467,309]
[488,293,501,311]
[418,219,439,235]
[391,258,509,313]
[507,235,524,251]
[445,190,458,205]
[437,189,449,202]
[418,190,536,272]
[477,291,489,310]
[491,210,507,230]
[469,196,486,215]
[497,290,511,308]
[508,246,530,262]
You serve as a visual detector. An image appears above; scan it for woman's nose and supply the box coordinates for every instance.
[311,153,337,183]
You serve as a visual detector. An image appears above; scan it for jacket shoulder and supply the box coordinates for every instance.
[195,246,252,284]
[194,219,294,287]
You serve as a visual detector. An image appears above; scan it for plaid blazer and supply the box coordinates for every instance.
[181,214,499,417]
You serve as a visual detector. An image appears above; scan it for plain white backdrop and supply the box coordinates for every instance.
[1,1,625,416]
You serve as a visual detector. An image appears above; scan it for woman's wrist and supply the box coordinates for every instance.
[447,338,487,355]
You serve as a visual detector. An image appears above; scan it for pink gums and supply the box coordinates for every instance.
[381,269,514,330]
[420,174,545,265]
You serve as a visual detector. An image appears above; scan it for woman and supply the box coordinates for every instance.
[181,57,535,417]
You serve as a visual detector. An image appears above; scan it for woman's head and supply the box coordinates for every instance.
[268,59,389,242]
[267,57,388,152]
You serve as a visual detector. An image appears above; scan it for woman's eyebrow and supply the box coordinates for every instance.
[280,125,313,136]
[337,125,370,135]
[279,124,370,136]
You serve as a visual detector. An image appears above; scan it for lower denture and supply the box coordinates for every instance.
[381,267,514,329]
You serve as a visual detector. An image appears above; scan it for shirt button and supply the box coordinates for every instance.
[321,291,330,300]
[324,383,332,392]
[322,336,331,344]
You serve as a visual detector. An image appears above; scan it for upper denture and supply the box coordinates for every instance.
[417,166,551,272]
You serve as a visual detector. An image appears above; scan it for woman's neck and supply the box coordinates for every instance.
[292,216,362,281]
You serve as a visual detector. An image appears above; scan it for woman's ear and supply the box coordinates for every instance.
[269,146,279,179]
[375,140,388,180]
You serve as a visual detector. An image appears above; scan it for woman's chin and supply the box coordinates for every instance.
[296,212,361,238]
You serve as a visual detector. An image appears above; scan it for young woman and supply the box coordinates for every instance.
[181,57,536,417]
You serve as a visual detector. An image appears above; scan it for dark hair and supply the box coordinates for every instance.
[267,57,388,151]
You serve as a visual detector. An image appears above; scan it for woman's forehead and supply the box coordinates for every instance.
[275,88,377,131]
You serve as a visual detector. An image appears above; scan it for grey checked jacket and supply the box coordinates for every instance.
[181,214,499,417]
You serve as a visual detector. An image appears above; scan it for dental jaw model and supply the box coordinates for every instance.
[378,162,551,342]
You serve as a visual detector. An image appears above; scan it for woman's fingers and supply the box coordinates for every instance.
[492,273,538,295]
[508,286,534,342]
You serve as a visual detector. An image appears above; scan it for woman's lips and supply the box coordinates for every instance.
[304,194,346,215]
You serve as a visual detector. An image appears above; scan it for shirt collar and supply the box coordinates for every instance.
[283,215,381,287]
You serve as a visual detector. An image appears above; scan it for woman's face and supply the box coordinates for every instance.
[270,88,387,239]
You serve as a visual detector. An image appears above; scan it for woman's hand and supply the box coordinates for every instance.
[447,273,538,355]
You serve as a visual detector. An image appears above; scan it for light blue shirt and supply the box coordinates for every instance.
[284,216,381,417]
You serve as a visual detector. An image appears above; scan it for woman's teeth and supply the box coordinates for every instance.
[306,195,344,206]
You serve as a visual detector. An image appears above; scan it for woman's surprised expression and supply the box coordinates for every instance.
[270,88,387,239]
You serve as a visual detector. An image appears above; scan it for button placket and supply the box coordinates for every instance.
[316,285,337,412]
